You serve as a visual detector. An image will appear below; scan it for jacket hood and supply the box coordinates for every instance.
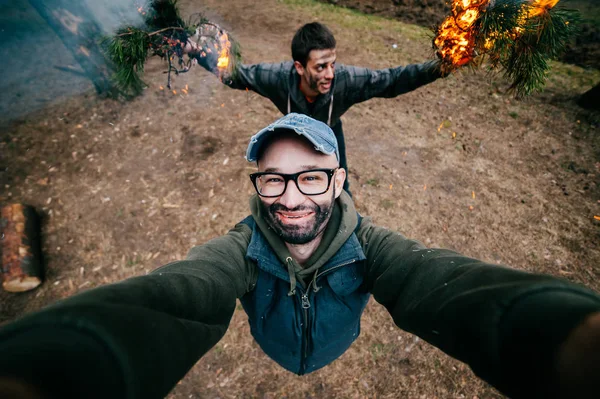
[249,190,358,281]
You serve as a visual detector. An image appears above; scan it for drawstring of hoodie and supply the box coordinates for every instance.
[286,257,322,295]
[286,257,297,296]
[311,270,321,293]
[287,93,334,126]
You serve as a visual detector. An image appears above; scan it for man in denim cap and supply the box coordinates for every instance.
[188,22,453,194]
[1,114,600,399]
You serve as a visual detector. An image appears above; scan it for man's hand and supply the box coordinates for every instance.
[183,38,220,75]
[555,311,600,398]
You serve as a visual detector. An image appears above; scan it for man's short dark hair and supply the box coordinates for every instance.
[291,22,336,67]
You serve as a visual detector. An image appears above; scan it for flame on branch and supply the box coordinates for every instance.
[433,0,578,96]
[190,24,236,79]
[528,0,560,17]
[434,0,487,67]
[102,0,241,96]
[217,32,231,70]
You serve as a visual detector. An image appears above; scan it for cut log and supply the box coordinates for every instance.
[1,204,43,292]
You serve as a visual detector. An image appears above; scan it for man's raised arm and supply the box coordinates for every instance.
[0,223,253,399]
[358,219,600,398]
[341,59,445,104]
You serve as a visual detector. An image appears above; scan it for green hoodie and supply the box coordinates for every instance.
[0,192,599,398]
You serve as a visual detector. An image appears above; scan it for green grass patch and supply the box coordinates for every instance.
[369,342,391,361]
[281,0,433,47]
[366,178,379,186]
[380,199,395,210]
[547,61,600,91]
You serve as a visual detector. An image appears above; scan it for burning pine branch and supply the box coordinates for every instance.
[101,0,240,96]
[434,0,580,97]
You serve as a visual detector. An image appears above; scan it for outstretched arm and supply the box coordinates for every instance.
[358,220,600,398]
[0,223,253,399]
[183,36,288,99]
[342,59,445,104]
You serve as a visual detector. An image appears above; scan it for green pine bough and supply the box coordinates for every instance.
[101,0,241,97]
[435,0,580,97]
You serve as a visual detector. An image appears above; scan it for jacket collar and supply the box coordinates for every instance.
[288,64,336,113]
[247,191,364,282]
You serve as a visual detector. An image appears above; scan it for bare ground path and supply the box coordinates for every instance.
[1,0,599,397]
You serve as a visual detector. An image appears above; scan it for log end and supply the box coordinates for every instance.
[1,203,44,293]
[3,276,43,292]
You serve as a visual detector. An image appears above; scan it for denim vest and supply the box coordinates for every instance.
[239,216,370,375]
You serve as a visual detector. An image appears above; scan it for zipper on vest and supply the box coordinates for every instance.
[301,293,310,309]
[298,286,310,375]
[298,259,356,310]
[297,258,357,374]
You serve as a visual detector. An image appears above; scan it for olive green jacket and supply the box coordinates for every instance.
[0,192,599,399]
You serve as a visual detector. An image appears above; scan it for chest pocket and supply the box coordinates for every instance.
[326,262,365,296]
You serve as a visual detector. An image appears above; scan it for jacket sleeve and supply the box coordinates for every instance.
[224,62,288,98]
[0,223,253,399]
[342,60,442,104]
[358,219,600,398]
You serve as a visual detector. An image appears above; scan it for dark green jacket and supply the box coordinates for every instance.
[0,192,599,399]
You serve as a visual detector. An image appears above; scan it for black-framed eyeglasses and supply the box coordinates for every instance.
[249,168,338,197]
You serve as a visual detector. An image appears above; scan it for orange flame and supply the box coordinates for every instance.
[434,0,489,67]
[528,0,559,17]
[216,32,231,73]
[435,0,561,69]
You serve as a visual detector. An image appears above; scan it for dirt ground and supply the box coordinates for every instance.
[1,0,600,398]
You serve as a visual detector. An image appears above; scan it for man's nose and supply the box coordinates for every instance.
[324,65,334,79]
[279,180,305,209]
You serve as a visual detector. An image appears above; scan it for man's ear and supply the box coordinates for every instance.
[334,168,346,198]
[293,60,305,76]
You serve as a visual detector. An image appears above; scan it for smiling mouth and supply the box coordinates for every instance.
[276,211,314,222]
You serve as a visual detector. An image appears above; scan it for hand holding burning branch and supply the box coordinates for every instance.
[434,0,580,96]
[184,24,237,80]
[102,0,240,96]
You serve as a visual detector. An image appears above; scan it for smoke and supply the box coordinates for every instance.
[0,0,148,127]
[84,0,147,34]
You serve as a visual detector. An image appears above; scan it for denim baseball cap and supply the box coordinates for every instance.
[246,113,340,162]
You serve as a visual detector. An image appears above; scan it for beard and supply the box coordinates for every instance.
[307,73,320,93]
[259,189,336,245]
[306,71,330,94]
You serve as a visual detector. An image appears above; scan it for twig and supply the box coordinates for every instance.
[116,26,185,37]
[165,53,193,88]
[116,22,222,38]
[148,27,185,37]
[167,52,174,88]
